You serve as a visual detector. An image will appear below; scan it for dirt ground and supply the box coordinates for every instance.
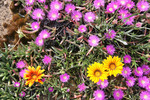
[0,0,12,37]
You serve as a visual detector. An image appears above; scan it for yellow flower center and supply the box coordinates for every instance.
[114,5,117,9]
[101,81,104,85]
[34,25,37,28]
[43,34,48,38]
[52,14,56,18]
[94,70,101,77]
[39,39,43,43]
[129,80,131,83]
[69,8,72,11]
[75,15,79,18]
[37,13,41,17]
[88,16,92,20]
[141,80,145,84]
[109,63,116,70]
[141,5,145,9]
[124,70,127,74]
[144,95,148,99]
[116,93,120,97]
[121,1,125,5]
[97,93,102,98]
[97,3,100,6]
[63,76,67,79]
[92,40,96,44]
[55,5,59,9]
[109,8,113,11]
[32,75,37,79]
[127,4,131,7]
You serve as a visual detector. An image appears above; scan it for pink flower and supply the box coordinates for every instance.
[121,66,131,78]
[78,25,87,33]
[126,76,136,87]
[84,12,96,23]
[97,79,109,89]
[78,83,87,92]
[37,0,46,3]
[32,8,45,20]
[14,82,20,87]
[140,91,150,100]
[71,10,82,21]
[25,0,35,5]
[117,0,128,6]
[19,69,27,78]
[146,84,150,92]
[39,29,50,39]
[106,44,115,55]
[93,90,105,100]
[138,76,149,88]
[48,87,53,92]
[48,10,59,21]
[111,1,120,10]
[25,6,32,14]
[125,1,135,10]
[31,22,40,31]
[106,3,115,13]
[105,29,116,39]
[88,35,100,47]
[136,22,143,27]
[142,65,150,75]
[137,1,149,12]
[118,9,128,19]
[64,0,72,2]
[50,1,63,11]
[35,36,44,46]
[60,73,70,82]
[113,89,124,100]
[123,55,131,64]
[123,14,135,25]
[93,0,105,9]
[42,55,52,65]
[19,91,26,97]
[65,3,75,14]
[134,67,143,77]
[16,61,25,69]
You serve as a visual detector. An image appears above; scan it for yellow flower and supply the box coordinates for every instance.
[87,62,108,83]
[24,66,45,87]
[103,55,124,77]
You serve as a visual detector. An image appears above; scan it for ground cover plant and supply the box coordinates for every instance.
[0,0,150,100]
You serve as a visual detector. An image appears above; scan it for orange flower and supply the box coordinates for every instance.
[24,66,45,87]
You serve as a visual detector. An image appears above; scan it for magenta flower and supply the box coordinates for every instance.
[16,61,25,69]
[48,87,53,92]
[97,79,109,89]
[136,22,143,27]
[123,55,131,64]
[42,78,45,82]
[125,1,135,10]
[113,89,124,100]
[67,88,70,92]
[25,0,35,5]
[137,1,149,12]
[146,83,150,92]
[84,12,96,23]
[78,25,87,33]
[19,69,27,78]
[106,44,115,55]
[140,91,150,100]
[111,1,120,10]
[25,6,32,14]
[35,36,44,46]
[88,35,100,47]
[31,22,40,31]
[14,82,20,87]
[126,76,136,87]
[60,73,70,82]
[19,91,26,97]
[138,76,149,88]
[121,66,131,78]
[48,10,59,21]
[42,55,52,65]
[93,0,105,9]
[105,29,116,40]
[65,3,75,14]
[32,8,45,20]
[71,10,82,21]
[118,9,128,19]
[37,0,46,3]
[117,0,128,6]
[93,90,105,100]
[123,14,135,25]
[50,1,63,11]
[78,83,87,92]
[39,29,50,39]
[134,67,143,77]
[142,65,150,75]
[106,3,115,13]
[65,0,72,2]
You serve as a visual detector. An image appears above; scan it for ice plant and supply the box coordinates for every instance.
[105,29,116,40]
[78,83,87,92]
[103,56,124,77]
[35,36,44,46]
[138,76,149,88]
[113,89,124,100]
[87,62,108,83]
[97,79,109,89]
[48,10,59,21]
[42,55,52,65]
[16,60,25,69]
[146,84,150,92]
[88,35,100,47]
[117,0,128,6]
[106,44,115,55]
[134,67,143,77]
[111,1,120,10]
[50,1,63,11]
[137,1,150,12]
[118,9,128,19]
[32,8,45,20]
[140,91,150,100]
[123,55,131,64]
[106,3,115,13]
[123,14,135,25]
[24,66,45,87]
[39,29,50,39]
[65,3,75,14]
[48,87,53,92]
[93,0,105,9]
[31,22,40,31]
[78,25,87,33]
[125,1,135,10]
[60,73,70,82]
[19,69,27,78]
[37,0,46,3]
[71,10,82,21]
[136,22,143,27]
[14,82,20,87]
[26,0,35,5]
[19,91,26,97]
[121,66,131,78]
[126,76,136,87]
[93,90,105,100]
[141,65,150,75]
[84,12,96,23]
